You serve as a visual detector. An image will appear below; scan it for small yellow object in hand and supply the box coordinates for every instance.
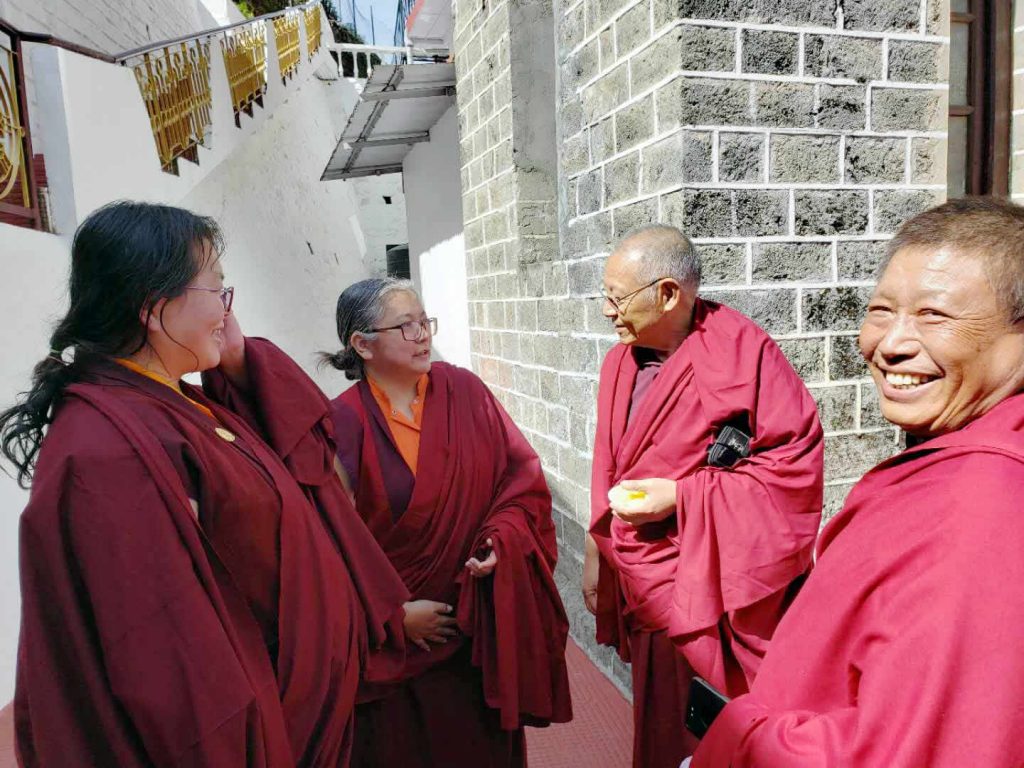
[608,484,647,509]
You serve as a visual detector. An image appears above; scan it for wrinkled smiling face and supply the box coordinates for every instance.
[859,245,1024,438]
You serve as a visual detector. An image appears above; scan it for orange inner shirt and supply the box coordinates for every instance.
[115,358,217,421]
[367,374,429,474]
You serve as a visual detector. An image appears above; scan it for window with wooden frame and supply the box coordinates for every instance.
[948,0,1012,197]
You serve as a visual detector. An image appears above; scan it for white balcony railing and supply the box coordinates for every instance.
[329,42,413,84]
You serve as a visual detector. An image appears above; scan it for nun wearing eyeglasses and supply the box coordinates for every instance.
[324,278,572,767]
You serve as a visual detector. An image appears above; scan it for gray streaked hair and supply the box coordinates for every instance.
[320,277,419,380]
[617,224,701,289]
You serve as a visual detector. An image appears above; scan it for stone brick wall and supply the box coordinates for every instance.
[456,0,949,687]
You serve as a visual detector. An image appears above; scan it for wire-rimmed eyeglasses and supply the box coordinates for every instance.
[185,285,235,312]
[370,317,438,341]
[599,278,666,313]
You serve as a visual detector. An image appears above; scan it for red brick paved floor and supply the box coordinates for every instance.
[526,638,633,768]
[0,639,632,768]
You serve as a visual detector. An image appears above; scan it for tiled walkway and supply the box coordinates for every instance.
[527,638,633,768]
[0,639,632,768]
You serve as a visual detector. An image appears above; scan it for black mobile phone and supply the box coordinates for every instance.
[686,677,730,740]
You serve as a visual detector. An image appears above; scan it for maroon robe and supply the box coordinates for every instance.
[590,299,824,767]
[694,393,1024,768]
[331,362,572,767]
[15,339,407,767]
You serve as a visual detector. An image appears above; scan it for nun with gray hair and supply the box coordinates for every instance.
[323,278,572,767]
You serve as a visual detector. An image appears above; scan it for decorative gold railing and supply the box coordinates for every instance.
[113,1,323,172]
[0,22,39,228]
[222,22,268,122]
[273,13,301,83]
[305,4,322,60]
[131,41,213,172]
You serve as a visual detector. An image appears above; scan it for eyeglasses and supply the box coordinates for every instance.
[185,285,234,312]
[599,278,666,313]
[370,316,438,341]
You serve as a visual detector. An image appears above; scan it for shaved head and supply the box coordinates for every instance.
[614,225,701,289]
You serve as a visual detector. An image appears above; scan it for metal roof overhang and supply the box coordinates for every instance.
[321,63,456,181]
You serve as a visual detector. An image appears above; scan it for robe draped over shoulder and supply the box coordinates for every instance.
[330,363,572,731]
[693,393,1024,768]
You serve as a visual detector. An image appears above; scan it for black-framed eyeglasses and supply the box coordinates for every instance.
[185,285,234,312]
[599,278,666,312]
[370,316,438,341]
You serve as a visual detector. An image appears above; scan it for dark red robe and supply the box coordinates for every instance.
[15,339,407,767]
[693,392,1024,768]
[331,362,571,767]
[590,299,824,767]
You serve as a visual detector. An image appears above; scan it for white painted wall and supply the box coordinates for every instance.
[0,0,214,55]
[350,175,408,277]
[403,105,469,367]
[0,226,71,704]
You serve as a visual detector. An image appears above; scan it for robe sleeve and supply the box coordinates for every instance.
[455,387,572,730]
[16,445,292,768]
[201,338,409,674]
[693,465,1024,768]
[671,338,823,642]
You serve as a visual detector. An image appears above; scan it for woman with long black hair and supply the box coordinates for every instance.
[2,201,407,767]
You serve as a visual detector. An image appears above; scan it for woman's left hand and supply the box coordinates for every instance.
[219,311,247,387]
[465,537,498,577]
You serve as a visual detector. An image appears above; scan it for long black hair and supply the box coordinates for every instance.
[0,200,223,488]
[319,277,418,380]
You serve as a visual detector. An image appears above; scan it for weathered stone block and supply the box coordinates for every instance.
[838,240,888,281]
[719,133,764,182]
[816,85,867,130]
[823,482,854,522]
[696,243,746,285]
[679,24,737,72]
[666,77,751,127]
[829,334,869,379]
[742,29,798,75]
[824,430,898,480]
[735,190,788,236]
[813,385,858,432]
[604,152,641,205]
[843,0,919,32]
[563,132,591,177]
[871,88,944,132]
[599,27,616,70]
[911,138,946,184]
[616,0,650,56]
[560,3,586,57]
[803,286,873,332]
[662,188,732,237]
[845,137,906,184]
[631,28,684,93]
[888,40,944,83]
[804,34,882,82]
[670,0,833,26]
[577,168,604,215]
[754,82,817,128]
[590,117,616,163]
[778,337,827,383]
[702,288,798,334]
[582,61,630,123]
[795,190,869,235]
[641,131,713,192]
[770,134,841,183]
[568,257,606,294]
[752,242,832,282]
[873,190,942,234]
[612,197,659,236]
[615,95,655,152]
[860,381,887,428]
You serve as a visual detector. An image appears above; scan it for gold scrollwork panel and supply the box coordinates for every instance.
[222,22,268,119]
[0,45,28,204]
[132,41,213,171]
[273,13,301,83]
[305,5,323,60]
